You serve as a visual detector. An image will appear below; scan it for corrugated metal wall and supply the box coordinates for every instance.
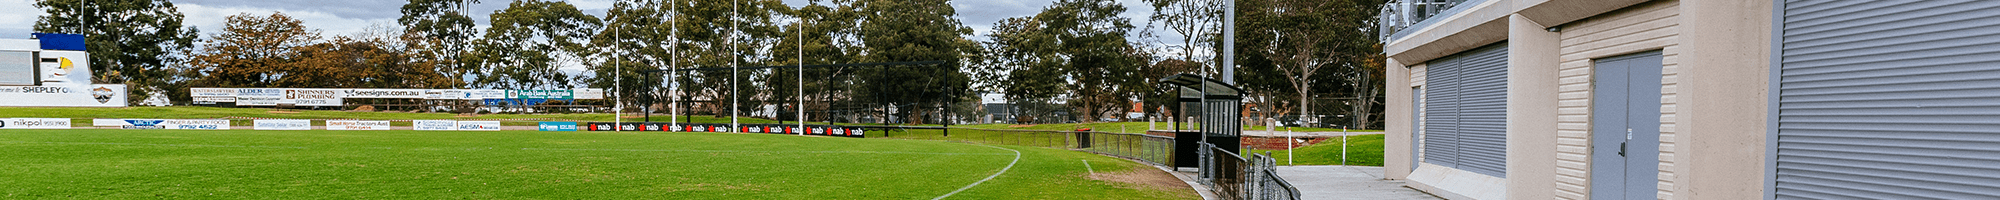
[1552,1,1682,199]
[1424,41,1510,178]
[1775,1,2000,199]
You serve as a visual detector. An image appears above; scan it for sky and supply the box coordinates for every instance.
[0,0,1181,80]
[2,0,1167,43]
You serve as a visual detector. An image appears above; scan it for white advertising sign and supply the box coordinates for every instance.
[440,90,467,100]
[282,89,342,106]
[455,121,502,131]
[341,89,426,99]
[236,88,283,106]
[0,84,129,107]
[574,88,605,100]
[94,119,231,130]
[0,118,71,129]
[470,90,507,100]
[253,119,312,130]
[326,120,391,130]
[413,120,457,131]
[190,88,237,103]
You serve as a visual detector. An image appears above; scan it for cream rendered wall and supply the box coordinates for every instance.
[1549,0,1682,199]
[1673,0,1770,199]
[1504,14,1562,200]
[1387,59,1416,180]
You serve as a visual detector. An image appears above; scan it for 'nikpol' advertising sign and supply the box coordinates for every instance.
[413,120,457,131]
[326,120,391,130]
[538,122,578,131]
[456,121,502,131]
[0,118,71,129]
[253,119,312,130]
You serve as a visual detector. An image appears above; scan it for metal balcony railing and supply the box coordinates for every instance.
[1379,0,1471,41]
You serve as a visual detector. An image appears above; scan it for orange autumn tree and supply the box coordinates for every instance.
[187,12,452,89]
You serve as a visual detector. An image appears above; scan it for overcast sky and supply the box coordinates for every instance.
[1,0,1166,43]
[0,0,1180,81]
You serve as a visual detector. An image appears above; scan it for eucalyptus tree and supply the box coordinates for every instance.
[33,0,199,104]
[470,0,601,92]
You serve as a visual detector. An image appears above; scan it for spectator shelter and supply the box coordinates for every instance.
[1161,73,1245,168]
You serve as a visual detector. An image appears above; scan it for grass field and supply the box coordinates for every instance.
[1242,134,1386,166]
[953,122,1380,135]
[0,129,1196,199]
[0,106,786,127]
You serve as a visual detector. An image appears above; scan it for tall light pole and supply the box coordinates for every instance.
[1223,0,1236,84]
[670,0,679,130]
[797,15,806,136]
[614,15,623,132]
[730,0,740,132]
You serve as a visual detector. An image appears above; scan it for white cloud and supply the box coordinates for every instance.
[179,4,397,38]
[0,0,48,37]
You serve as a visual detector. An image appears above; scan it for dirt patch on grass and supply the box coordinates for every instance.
[1007,124,1036,128]
[1086,169,1190,192]
[267,111,300,114]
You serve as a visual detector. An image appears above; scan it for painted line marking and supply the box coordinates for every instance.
[933,144,1021,200]
[522,148,1016,156]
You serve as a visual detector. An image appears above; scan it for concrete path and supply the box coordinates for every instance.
[1241,131,1384,138]
[1277,165,1439,200]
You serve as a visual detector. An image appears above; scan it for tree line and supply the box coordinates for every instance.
[31,0,1384,128]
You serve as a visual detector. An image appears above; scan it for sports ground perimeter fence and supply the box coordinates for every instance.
[1201,142,1301,200]
[877,127,1300,200]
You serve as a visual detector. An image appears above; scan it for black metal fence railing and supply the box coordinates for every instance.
[1201,142,1301,200]
[874,128,1176,168]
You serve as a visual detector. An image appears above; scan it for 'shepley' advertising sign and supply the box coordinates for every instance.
[0,118,71,129]
[253,119,312,130]
[326,120,390,130]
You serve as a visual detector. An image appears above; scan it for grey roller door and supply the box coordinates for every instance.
[1425,52,1463,169]
[1423,41,1508,177]
[1775,1,2000,199]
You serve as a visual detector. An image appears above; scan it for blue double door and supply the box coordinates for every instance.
[1590,51,1663,200]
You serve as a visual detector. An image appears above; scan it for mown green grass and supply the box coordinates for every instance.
[0,106,785,126]
[1242,134,1386,166]
[952,122,1380,134]
[0,129,1194,199]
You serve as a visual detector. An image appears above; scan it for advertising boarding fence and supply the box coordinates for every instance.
[413,120,458,131]
[456,121,502,131]
[538,122,578,131]
[253,120,312,130]
[93,119,231,130]
[326,120,390,130]
[1,118,71,129]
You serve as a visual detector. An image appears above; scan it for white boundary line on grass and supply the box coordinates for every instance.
[933,144,1021,200]
[522,148,1015,156]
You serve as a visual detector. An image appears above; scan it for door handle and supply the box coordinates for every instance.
[1618,142,1627,157]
